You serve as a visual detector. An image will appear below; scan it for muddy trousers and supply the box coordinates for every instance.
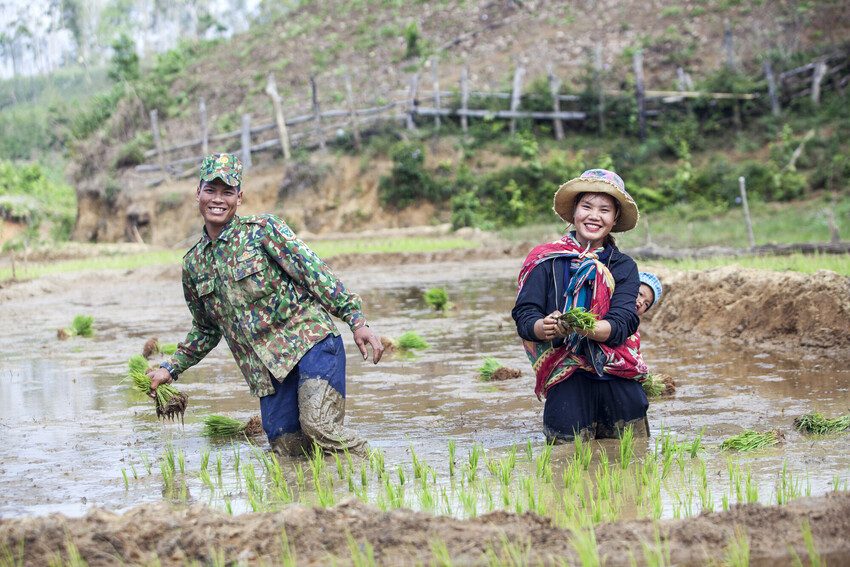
[260,334,367,456]
[543,372,649,443]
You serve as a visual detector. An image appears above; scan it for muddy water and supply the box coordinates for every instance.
[1,259,849,518]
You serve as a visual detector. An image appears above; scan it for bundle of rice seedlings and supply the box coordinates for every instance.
[423,287,450,311]
[793,412,850,435]
[159,343,178,355]
[202,414,263,438]
[57,315,95,340]
[477,358,523,381]
[127,355,188,423]
[396,331,429,350]
[720,430,781,452]
[642,373,676,398]
[559,307,596,332]
[380,336,397,354]
[142,338,179,358]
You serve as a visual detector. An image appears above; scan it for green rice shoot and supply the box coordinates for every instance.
[642,374,666,398]
[202,415,247,438]
[559,307,596,332]
[477,357,503,381]
[423,287,450,311]
[720,430,780,452]
[126,356,183,415]
[397,331,429,351]
[793,412,850,435]
[128,354,149,376]
[159,343,178,355]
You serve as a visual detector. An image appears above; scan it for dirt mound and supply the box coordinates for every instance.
[2,492,849,565]
[644,265,850,355]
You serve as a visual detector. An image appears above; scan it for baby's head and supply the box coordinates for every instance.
[636,272,663,316]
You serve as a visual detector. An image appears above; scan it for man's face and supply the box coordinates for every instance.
[636,284,655,316]
[197,179,241,231]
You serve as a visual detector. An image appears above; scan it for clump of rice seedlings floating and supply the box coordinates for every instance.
[720,430,781,452]
[477,357,522,381]
[642,373,676,398]
[396,331,429,351]
[423,287,450,312]
[793,412,850,435]
[201,414,263,439]
[127,354,188,423]
[57,314,94,340]
[559,307,596,332]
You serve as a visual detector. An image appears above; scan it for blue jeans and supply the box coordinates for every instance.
[260,334,346,441]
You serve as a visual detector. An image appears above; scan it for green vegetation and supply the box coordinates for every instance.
[396,331,429,350]
[423,287,450,311]
[559,307,597,332]
[653,253,850,277]
[720,430,781,452]
[477,357,503,381]
[642,374,666,398]
[793,412,850,435]
[127,356,187,421]
[59,315,94,339]
[159,343,179,355]
[202,415,263,439]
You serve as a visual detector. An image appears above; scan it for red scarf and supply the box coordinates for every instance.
[517,235,647,400]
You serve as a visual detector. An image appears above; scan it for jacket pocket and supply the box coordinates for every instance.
[233,253,274,301]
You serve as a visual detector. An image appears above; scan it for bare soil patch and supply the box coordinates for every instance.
[2,492,849,565]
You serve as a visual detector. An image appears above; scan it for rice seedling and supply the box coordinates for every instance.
[573,435,592,471]
[0,541,24,567]
[466,443,483,482]
[569,525,600,567]
[423,287,450,311]
[201,414,263,439]
[775,461,808,505]
[641,527,671,567]
[57,315,94,340]
[484,535,532,567]
[429,539,453,567]
[476,357,521,381]
[279,530,297,567]
[177,447,186,475]
[130,462,138,480]
[724,526,750,567]
[127,356,187,422]
[121,468,129,490]
[642,373,676,398]
[618,425,635,469]
[159,343,178,355]
[397,464,406,486]
[346,533,376,567]
[396,331,429,350]
[559,307,596,332]
[535,441,554,482]
[141,452,152,475]
[793,412,850,435]
[720,430,781,452]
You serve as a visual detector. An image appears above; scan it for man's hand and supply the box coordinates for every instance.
[533,310,571,341]
[146,367,173,397]
[353,326,384,364]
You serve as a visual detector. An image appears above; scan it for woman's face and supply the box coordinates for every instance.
[573,193,618,247]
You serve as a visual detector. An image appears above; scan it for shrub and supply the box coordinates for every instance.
[378,142,448,208]
[403,22,421,59]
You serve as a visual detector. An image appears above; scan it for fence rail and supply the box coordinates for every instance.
[135,47,849,184]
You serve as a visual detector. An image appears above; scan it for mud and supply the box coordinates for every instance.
[2,493,849,566]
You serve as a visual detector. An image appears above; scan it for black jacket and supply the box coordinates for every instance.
[512,245,640,348]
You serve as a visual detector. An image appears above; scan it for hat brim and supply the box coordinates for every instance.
[553,178,639,232]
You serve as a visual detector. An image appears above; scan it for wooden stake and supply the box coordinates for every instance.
[546,64,564,141]
[199,97,209,156]
[150,109,167,175]
[763,61,781,117]
[595,43,605,134]
[509,65,525,134]
[738,176,755,249]
[265,74,292,159]
[460,65,469,133]
[431,58,441,130]
[633,50,646,141]
[310,76,325,151]
[811,61,827,105]
[406,73,419,130]
[723,19,735,70]
[240,113,252,168]
[344,74,361,151]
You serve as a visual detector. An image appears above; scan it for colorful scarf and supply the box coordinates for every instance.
[517,233,647,400]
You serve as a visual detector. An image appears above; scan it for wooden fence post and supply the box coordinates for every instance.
[460,65,469,133]
[595,43,605,134]
[149,109,167,175]
[763,61,781,117]
[406,73,419,131]
[633,50,646,141]
[240,113,252,169]
[310,76,326,151]
[546,64,564,141]
[811,61,828,105]
[723,19,735,70]
[199,98,209,156]
[509,65,525,134]
[265,74,292,160]
[431,58,441,130]
[344,74,362,151]
[738,176,755,249]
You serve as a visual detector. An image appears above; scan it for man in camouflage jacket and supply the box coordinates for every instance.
[149,153,383,455]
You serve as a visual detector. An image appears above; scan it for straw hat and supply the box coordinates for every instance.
[553,169,639,232]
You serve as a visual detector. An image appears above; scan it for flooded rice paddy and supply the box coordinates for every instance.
[1,258,849,521]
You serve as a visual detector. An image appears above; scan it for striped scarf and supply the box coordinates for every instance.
[517,233,647,400]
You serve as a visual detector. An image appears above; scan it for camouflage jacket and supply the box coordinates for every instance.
[167,214,366,397]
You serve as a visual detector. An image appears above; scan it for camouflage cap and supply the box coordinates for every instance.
[199,153,243,188]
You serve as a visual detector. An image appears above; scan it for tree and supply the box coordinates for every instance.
[108,33,139,82]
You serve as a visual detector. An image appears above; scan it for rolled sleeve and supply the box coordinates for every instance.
[168,267,223,375]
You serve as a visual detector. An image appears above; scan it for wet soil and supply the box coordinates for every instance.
[2,492,850,566]
[1,255,849,564]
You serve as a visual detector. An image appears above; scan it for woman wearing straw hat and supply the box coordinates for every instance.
[512,169,649,442]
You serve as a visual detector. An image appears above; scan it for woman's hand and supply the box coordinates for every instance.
[533,311,570,341]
